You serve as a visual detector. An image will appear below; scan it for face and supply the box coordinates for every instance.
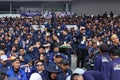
[39,48,45,54]
[39,54,45,60]
[61,64,69,71]
[54,47,59,53]
[35,42,41,48]
[19,49,25,55]
[0,50,5,56]
[62,30,67,35]
[12,46,16,51]
[36,62,44,72]
[111,35,119,45]
[0,60,7,65]
[55,56,63,64]
[12,60,20,70]
[50,72,57,79]
[52,35,58,40]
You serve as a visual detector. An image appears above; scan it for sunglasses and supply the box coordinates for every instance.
[36,64,43,66]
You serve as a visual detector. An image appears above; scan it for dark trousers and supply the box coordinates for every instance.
[77,48,88,68]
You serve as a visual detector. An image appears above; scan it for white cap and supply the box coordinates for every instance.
[30,73,42,80]
[73,68,85,74]
[0,55,8,61]
[80,27,85,30]
[66,68,85,80]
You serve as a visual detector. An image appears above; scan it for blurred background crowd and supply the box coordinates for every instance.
[0,0,120,80]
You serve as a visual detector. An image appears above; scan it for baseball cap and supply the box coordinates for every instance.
[80,27,85,31]
[66,68,85,80]
[60,60,69,65]
[0,55,8,61]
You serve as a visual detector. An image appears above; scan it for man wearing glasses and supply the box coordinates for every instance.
[30,60,48,80]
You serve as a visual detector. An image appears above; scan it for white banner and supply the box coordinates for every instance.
[31,25,45,32]
[66,25,78,30]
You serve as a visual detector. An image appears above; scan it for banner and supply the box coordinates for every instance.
[21,12,41,17]
[31,25,45,32]
[66,25,78,30]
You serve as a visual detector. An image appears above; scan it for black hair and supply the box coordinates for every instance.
[11,58,20,63]
[100,44,108,53]
[109,47,120,57]
[0,72,7,80]
[70,73,80,80]
[35,60,43,65]
[48,72,57,80]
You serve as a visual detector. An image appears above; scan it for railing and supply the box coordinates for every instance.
[0,11,20,14]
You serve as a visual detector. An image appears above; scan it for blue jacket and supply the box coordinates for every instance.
[7,66,27,80]
[83,71,105,80]
[109,58,120,80]
[58,68,72,80]
[94,53,110,80]
[76,32,87,49]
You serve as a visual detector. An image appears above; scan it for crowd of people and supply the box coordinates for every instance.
[0,12,120,80]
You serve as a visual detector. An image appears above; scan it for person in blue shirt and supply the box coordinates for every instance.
[18,48,32,65]
[76,27,88,68]
[7,58,27,80]
[58,60,72,80]
[33,60,48,80]
[94,44,110,80]
[70,71,105,80]
[46,62,61,80]
[60,29,73,66]
[0,55,10,73]
[108,46,120,80]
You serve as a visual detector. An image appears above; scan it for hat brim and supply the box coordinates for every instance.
[46,67,60,73]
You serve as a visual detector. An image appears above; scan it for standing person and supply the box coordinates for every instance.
[94,44,110,80]
[76,27,88,68]
[108,46,120,80]
[60,29,73,66]
[7,58,27,80]
[110,34,120,49]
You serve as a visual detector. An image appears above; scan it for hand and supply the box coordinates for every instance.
[19,56,24,61]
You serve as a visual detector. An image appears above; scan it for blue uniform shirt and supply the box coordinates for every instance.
[94,53,110,80]
[58,68,72,80]
[83,71,105,80]
[109,58,120,80]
